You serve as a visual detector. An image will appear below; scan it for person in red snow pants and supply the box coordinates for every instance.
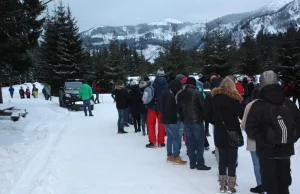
[147,109,165,145]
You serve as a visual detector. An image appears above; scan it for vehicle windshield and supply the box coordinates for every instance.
[65,82,82,90]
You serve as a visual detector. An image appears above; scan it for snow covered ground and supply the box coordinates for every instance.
[0,84,299,194]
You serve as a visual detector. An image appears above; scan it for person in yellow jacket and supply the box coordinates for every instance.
[79,80,94,116]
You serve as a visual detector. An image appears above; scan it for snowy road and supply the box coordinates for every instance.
[1,85,299,194]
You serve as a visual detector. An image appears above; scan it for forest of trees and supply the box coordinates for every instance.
[1,0,300,99]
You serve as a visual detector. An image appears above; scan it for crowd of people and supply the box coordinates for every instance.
[112,68,300,194]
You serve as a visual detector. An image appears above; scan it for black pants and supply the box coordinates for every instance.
[259,156,291,194]
[132,114,141,131]
[204,136,209,148]
[218,147,238,177]
[205,120,209,133]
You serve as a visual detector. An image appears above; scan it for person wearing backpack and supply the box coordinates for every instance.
[246,71,300,194]
[293,76,300,105]
[139,80,149,136]
[143,68,168,148]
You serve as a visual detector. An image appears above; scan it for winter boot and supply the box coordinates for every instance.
[219,175,227,193]
[172,157,187,165]
[227,176,237,194]
[146,142,155,148]
[250,185,264,193]
[167,156,175,163]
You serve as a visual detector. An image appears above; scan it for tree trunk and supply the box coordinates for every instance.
[0,86,3,104]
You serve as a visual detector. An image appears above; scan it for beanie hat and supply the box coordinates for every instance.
[182,77,188,84]
[175,74,185,81]
[259,70,278,90]
[157,68,165,77]
[116,80,124,86]
[130,80,138,86]
[139,81,147,88]
[186,77,197,87]
[144,76,150,82]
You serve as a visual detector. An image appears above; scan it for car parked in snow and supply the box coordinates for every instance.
[59,79,94,110]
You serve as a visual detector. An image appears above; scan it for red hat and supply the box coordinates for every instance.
[182,77,188,84]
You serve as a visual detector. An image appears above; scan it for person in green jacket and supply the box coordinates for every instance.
[79,81,94,116]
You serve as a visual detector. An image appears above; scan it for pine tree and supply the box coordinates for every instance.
[105,39,126,81]
[238,25,260,76]
[277,26,299,79]
[202,20,233,77]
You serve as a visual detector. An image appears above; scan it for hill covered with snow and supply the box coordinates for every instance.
[81,0,300,62]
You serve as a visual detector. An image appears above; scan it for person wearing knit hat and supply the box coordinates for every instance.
[146,68,168,148]
[182,77,188,85]
[176,74,185,81]
[245,70,300,194]
[157,68,165,77]
[130,80,138,86]
[186,77,197,87]
[177,76,211,171]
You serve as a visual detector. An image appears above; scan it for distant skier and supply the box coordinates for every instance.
[25,87,31,99]
[19,86,25,99]
[9,85,14,98]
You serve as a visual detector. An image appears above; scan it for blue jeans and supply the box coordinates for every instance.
[185,124,205,167]
[140,112,148,133]
[178,122,184,153]
[124,108,129,125]
[251,151,262,186]
[83,99,92,116]
[117,109,127,132]
[164,124,180,158]
[95,92,100,103]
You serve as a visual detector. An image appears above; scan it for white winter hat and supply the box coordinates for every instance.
[157,68,165,77]
[130,80,139,86]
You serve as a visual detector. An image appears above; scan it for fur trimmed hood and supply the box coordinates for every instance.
[212,87,243,102]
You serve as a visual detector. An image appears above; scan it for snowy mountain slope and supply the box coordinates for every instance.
[81,0,300,62]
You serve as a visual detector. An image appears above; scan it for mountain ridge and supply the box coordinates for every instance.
[81,0,300,62]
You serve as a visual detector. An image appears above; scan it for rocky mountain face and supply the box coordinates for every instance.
[81,0,298,62]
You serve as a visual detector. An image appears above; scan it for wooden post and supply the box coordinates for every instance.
[0,86,3,104]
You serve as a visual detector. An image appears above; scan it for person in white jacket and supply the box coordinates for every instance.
[241,88,264,194]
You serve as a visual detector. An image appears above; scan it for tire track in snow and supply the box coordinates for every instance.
[8,116,69,194]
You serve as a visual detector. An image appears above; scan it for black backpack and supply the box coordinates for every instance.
[265,102,296,146]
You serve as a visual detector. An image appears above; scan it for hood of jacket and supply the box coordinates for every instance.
[154,76,167,87]
[212,87,242,102]
[168,79,182,95]
[184,84,197,90]
[259,84,284,104]
[210,77,222,90]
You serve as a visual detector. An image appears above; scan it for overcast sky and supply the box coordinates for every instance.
[48,0,271,31]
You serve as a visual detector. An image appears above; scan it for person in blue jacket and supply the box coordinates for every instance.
[9,85,14,98]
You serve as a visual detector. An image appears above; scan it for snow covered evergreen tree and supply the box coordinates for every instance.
[239,25,260,76]
[105,39,126,81]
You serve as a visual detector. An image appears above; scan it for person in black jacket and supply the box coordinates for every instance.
[160,79,187,165]
[112,80,130,134]
[177,77,211,171]
[246,71,300,194]
[129,80,142,133]
[211,77,244,193]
